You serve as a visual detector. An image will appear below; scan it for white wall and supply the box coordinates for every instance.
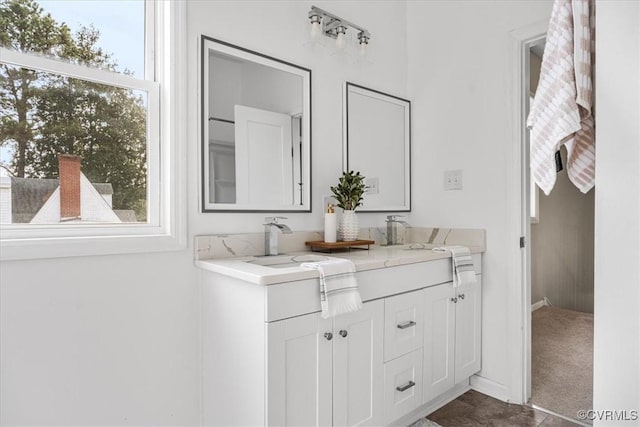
[209,55,303,119]
[593,1,640,425]
[0,177,11,224]
[0,251,200,425]
[406,0,553,399]
[0,1,410,425]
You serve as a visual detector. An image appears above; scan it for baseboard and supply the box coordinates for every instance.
[470,375,510,402]
[390,381,471,427]
[530,404,591,427]
[531,299,545,311]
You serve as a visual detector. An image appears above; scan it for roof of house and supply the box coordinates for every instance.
[92,183,114,195]
[10,177,114,223]
[113,210,138,222]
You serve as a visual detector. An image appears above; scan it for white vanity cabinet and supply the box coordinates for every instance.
[200,251,482,427]
[423,278,482,404]
[267,300,384,427]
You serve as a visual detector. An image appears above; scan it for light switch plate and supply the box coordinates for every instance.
[444,170,463,191]
[367,177,380,194]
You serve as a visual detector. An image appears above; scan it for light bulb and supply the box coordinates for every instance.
[335,26,347,50]
[309,15,321,39]
[358,34,369,56]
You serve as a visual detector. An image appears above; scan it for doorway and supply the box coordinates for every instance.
[524,40,595,424]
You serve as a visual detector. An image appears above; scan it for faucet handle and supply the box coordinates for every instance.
[264,216,288,224]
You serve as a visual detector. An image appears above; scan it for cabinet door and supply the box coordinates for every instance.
[423,283,456,404]
[333,300,384,427]
[454,277,482,383]
[384,290,424,362]
[267,312,333,427]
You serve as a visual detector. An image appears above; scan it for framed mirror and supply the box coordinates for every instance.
[344,82,411,212]
[201,36,312,212]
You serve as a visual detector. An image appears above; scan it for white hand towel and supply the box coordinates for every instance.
[527,0,595,195]
[433,246,477,287]
[301,258,363,319]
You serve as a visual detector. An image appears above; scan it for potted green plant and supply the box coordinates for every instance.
[330,171,366,241]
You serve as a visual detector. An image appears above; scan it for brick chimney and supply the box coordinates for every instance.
[58,154,81,220]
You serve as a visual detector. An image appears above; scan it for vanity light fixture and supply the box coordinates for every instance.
[308,6,371,53]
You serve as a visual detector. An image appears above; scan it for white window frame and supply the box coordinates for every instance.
[0,0,186,260]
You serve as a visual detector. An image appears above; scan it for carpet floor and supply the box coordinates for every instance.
[531,306,593,422]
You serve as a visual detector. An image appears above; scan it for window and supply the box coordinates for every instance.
[0,0,186,259]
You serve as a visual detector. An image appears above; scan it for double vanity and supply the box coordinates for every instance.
[199,29,482,427]
[197,228,484,426]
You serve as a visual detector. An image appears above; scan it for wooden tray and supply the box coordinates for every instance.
[305,239,375,252]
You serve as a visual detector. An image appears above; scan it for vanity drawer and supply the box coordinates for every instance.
[383,348,423,425]
[384,290,424,362]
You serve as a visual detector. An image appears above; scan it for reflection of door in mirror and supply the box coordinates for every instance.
[202,36,311,212]
[234,105,293,205]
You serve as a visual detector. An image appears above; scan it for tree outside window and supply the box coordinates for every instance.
[0,0,149,223]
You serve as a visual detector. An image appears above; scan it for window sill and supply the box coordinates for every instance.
[0,232,186,261]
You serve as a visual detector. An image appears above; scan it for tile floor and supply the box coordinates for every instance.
[427,390,583,426]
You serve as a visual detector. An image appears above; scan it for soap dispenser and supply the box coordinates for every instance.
[324,204,337,243]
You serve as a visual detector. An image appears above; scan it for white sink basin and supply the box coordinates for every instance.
[402,243,437,251]
[245,254,330,269]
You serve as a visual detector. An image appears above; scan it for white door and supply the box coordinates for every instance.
[454,277,482,383]
[234,105,293,205]
[333,300,384,427]
[267,313,333,427]
[423,283,456,403]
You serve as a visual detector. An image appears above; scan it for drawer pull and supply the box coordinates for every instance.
[324,332,333,341]
[458,293,465,300]
[396,380,416,392]
[339,330,348,338]
[397,320,417,330]
[451,297,458,303]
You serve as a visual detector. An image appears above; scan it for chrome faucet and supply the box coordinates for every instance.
[264,217,293,256]
[386,215,411,246]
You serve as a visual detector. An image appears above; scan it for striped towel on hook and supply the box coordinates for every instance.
[433,246,477,287]
[527,0,595,195]
[301,258,363,318]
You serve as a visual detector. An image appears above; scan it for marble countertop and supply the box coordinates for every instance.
[196,243,484,285]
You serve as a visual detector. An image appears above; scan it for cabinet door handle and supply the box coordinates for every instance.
[339,330,348,338]
[451,297,458,303]
[397,320,417,330]
[396,380,416,392]
[458,293,465,300]
[324,332,333,341]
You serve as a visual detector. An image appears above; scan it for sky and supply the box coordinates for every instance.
[39,0,145,77]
